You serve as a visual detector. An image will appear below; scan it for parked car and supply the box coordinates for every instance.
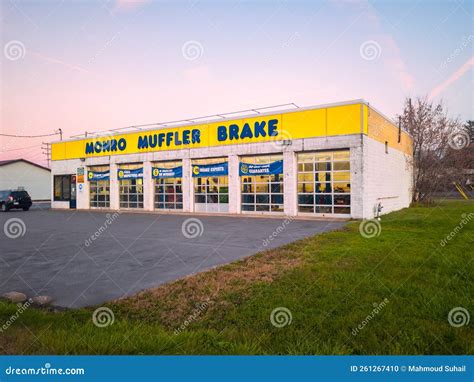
[0,190,33,212]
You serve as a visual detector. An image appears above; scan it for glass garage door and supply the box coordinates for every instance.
[193,159,229,213]
[297,150,350,216]
[118,164,144,209]
[153,161,183,210]
[240,155,284,213]
[88,166,110,208]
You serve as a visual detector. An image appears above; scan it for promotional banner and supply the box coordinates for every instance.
[152,166,183,179]
[192,162,228,177]
[117,168,143,180]
[239,160,283,176]
[87,170,110,181]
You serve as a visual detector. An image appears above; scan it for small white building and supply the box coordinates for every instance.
[50,100,414,218]
[0,159,51,201]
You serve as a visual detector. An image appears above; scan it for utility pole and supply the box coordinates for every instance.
[398,115,402,143]
[56,128,63,141]
[42,142,51,168]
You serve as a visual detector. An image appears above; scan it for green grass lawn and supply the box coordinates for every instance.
[1,201,472,355]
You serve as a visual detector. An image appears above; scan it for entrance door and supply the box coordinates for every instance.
[69,175,77,209]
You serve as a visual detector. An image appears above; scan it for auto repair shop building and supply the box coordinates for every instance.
[50,100,413,218]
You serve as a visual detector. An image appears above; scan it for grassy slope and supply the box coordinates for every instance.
[1,201,472,355]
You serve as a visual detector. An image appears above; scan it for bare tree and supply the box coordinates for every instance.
[399,97,472,202]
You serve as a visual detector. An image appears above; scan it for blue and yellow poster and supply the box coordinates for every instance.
[239,160,283,176]
[117,168,143,180]
[152,166,183,179]
[192,163,228,177]
[87,170,110,181]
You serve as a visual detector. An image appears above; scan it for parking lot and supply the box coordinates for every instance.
[0,209,345,308]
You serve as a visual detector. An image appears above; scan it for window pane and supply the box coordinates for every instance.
[333,172,350,182]
[242,194,255,203]
[334,206,350,214]
[298,173,314,182]
[271,194,284,204]
[315,172,331,182]
[333,151,350,161]
[256,195,270,204]
[195,193,205,204]
[315,195,333,205]
[333,182,350,193]
[334,194,350,206]
[298,194,314,205]
[255,183,269,193]
[270,183,283,193]
[314,153,332,162]
[333,162,350,171]
[316,206,332,213]
[206,194,219,204]
[242,204,255,212]
[316,183,332,193]
[299,205,314,213]
[298,183,314,193]
[315,162,331,171]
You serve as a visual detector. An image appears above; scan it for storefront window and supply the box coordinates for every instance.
[88,166,110,208]
[118,164,144,209]
[154,161,183,210]
[297,150,350,215]
[193,158,228,213]
[53,175,71,201]
[240,155,284,213]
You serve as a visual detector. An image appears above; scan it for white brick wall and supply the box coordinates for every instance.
[362,136,413,218]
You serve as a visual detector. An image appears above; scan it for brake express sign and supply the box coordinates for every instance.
[51,104,365,160]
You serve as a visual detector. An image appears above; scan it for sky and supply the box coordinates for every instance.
[1,0,473,167]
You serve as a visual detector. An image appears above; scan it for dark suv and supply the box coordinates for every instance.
[0,190,33,212]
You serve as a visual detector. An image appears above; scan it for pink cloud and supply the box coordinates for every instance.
[429,57,474,100]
